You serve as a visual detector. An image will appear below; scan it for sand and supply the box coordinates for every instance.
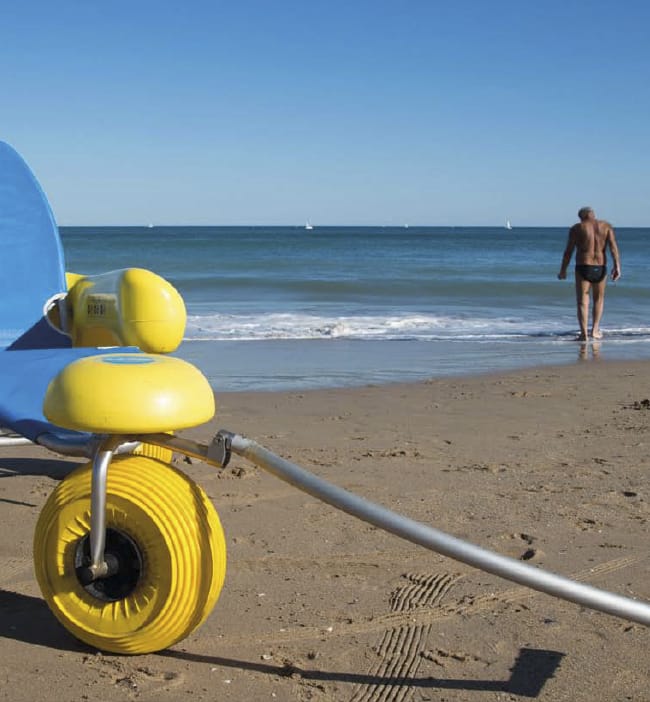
[1,359,649,701]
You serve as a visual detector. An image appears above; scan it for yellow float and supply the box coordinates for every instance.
[64,268,186,353]
[43,353,215,434]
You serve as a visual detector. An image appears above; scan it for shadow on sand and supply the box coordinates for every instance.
[0,456,82,481]
[0,587,562,697]
[163,645,563,698]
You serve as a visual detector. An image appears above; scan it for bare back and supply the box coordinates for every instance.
[557,209,622,339]
[570,219,613,265]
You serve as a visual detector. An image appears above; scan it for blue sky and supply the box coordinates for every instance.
[2,1,649,226]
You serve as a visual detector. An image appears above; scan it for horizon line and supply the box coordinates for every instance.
[57,223,647,229]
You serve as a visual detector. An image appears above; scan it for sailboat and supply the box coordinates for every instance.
[505,219,512,230]
[305,220,313,230]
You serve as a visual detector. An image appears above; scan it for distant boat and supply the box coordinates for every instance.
[505,219,512,230]
[305,220,313,230]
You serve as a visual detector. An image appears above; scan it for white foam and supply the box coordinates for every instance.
[184,311,570,342]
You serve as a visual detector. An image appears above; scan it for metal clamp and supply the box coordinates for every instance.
[206,430,233,468]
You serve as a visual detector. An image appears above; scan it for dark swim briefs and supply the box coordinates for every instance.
[575,264,607,283]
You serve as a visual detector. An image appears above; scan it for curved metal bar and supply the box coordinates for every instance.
[88,436,126,576]
[35,433,97,457]
[90,441,113,571]
[0,435,33,446]
[229,433,650,626]
[36,432,141,458]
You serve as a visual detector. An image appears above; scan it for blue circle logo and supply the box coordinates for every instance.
[102,355,155,365]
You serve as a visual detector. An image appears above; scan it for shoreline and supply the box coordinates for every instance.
[2,359,649,700]
[176,336,650,393]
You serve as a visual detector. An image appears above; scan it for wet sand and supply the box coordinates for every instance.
[1,359,649,701]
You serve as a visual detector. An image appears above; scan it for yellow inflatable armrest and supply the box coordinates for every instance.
[64,268,186,353]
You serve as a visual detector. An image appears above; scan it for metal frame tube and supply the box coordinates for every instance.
[90,446,112,570]
[35,432,141,458]
[87,436,125,577]
[229,433,650,626]
[0,436,33,447]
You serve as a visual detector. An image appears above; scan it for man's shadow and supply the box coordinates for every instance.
[0,588,563,697]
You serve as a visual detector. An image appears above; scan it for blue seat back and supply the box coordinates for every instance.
[0,142,69,349]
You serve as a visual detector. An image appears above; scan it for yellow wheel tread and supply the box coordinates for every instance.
[132,440,174,463]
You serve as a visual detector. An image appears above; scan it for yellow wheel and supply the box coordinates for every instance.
[132,439,173,463]
[33,455,226,654]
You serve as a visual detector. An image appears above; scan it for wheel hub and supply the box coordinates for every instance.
[74,528,143,601]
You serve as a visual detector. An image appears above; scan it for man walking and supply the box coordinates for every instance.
[558,207,621,341]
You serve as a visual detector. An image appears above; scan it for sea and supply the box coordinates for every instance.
[60,226,650,392]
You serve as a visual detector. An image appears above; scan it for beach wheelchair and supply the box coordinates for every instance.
[2,141,649,658]
[0,141,228,653]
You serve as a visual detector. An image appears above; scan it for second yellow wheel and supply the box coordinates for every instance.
[33,455,226,654]
[132,438,173,463]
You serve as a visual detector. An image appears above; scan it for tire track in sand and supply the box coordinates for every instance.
[350,571,457,702]
[236,554,643,646]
